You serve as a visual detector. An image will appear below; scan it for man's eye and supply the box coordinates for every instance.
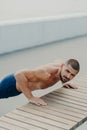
[66,70,69,73]
[71,74,75,77]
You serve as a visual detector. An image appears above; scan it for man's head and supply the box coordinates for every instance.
[60,59,80,83]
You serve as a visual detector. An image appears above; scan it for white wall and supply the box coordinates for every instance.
[0,0,87,20]
[0,0,87,54]
[0,14,87,54]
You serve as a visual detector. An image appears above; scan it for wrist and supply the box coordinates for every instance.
[28,94,34,99]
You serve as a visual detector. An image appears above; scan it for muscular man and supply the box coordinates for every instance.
[0,59,80,105]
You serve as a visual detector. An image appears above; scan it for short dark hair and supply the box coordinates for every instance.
[66,59,80,72]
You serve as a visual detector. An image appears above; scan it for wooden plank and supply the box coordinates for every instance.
[52,91,87,104]
[0,115,44,130]
[46,93,87,107]
[4,112,62,130]
[57,88,87,100]
[23,104,83,121]
[28,103,85,119]
[13,109,70,130]
[0,119,26,130]
[43,96,87,112]
[0,127,8,130]
[17,106,76,126]
[58,88,87,98]
[42,97,87,116]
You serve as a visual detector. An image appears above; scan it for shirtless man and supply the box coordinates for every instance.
[0,59,80,105]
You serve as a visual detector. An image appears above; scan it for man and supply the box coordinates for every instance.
[0,59,80,106]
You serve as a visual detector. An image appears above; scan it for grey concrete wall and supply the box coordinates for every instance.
[0,14,87,54]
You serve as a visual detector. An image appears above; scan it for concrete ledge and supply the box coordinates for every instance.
[0,13,87,54]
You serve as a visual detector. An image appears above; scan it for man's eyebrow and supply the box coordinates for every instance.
[66,69,75,76]
[71,73,75,77]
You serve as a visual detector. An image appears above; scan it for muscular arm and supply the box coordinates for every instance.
[17,81,47,105]
[15,71,35,99]
[15,72,47,106]
[22,87,47,106]
[62,82,78,89]
[22,86,33,99]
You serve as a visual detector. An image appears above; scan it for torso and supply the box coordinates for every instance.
[15,63,62,92]
[28,76,60,90]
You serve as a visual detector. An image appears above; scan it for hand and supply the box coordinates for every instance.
[29,96,47,106]
[63,83,78,89]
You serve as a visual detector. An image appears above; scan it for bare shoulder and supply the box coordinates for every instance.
[15,69,30,75]
[15,69,35,79]
[36,63,59,74]
[15,69,39,83]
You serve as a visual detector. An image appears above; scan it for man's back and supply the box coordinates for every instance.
[15,62,61,91]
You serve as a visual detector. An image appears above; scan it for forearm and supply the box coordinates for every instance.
[20,85,34,100]
[62,82,78,89]
[20,86,47,106]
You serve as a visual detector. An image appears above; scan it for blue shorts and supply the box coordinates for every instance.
[0,74,21,99]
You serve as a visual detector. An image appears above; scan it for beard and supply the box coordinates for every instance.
[60,73,70,83]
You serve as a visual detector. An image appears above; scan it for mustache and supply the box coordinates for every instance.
[63,76,70,81]
[60,73,70,83]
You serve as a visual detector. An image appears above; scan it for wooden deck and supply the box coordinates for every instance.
[0,75,87,130]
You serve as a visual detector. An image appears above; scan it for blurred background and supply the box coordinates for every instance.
[0,0,87,129]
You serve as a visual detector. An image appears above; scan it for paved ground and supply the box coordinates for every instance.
[0,35,87,129]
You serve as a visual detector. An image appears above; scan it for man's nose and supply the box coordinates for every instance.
[67,74,71,79]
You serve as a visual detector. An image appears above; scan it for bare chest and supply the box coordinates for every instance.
[28,77,59,90]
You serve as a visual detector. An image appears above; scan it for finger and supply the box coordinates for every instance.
[36,103,41,106]
[38,101,47,106]
[68,84,78,89]
[63,85,69,88]
[73,85,78,89]
[42,102,47,106]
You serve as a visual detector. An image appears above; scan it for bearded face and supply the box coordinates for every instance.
[60,64,78,83]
